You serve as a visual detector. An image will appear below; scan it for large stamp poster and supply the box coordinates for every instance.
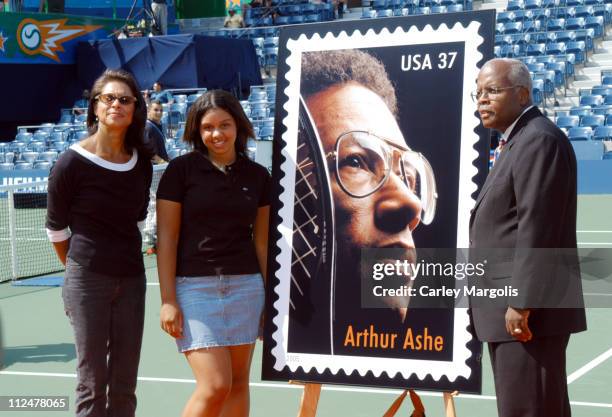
[263,11,495,393]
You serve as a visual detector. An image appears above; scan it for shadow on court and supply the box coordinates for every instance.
[2,343,76,367]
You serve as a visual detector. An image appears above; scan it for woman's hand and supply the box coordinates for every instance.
[160,301,184,339]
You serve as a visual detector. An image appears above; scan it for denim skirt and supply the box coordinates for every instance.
[175,273,265,352]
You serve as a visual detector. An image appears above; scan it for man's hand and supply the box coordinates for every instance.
[505,306,532,342]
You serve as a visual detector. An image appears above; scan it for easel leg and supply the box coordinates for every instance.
[382,390,408,417]
[296,383,322,417]
[443,391,459,417]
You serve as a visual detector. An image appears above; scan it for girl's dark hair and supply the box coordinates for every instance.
[87,69,151,158]
[182,90,254,156]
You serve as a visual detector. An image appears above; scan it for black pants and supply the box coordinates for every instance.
[63,258,146,417]
[488,334,571,417]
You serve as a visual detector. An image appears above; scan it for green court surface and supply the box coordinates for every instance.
[1,195,611,417]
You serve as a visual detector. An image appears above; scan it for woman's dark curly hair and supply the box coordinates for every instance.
[86,69,151,158]
[182,90,254,156]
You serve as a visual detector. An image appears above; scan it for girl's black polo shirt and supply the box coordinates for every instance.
[156,151,271,277]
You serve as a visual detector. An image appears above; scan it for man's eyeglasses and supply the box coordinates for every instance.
[470,85,520,102]
[95,93,138,106]
[327,131,437,225]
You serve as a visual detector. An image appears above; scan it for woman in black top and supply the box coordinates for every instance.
[46,69,152,417]
[157,90,270,417]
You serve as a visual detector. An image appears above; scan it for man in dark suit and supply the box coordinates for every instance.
[469,58,586,417]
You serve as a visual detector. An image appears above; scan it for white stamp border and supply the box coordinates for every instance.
[271,21,483,383]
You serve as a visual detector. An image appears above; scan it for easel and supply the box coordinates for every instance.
[293,382,458,417]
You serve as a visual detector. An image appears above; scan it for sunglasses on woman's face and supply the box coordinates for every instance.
[96,93,138,106]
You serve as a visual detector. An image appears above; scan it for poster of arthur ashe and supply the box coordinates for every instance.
[262,10,496,392]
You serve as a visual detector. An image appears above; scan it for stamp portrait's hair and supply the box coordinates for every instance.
[300,49,398,116]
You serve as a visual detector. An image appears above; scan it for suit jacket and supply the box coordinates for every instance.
[469,107,587,342]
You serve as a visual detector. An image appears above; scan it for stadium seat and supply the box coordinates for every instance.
[501,45,520,57]
[0,162,14,170]
[53,141,68,152]
[3,152,15,163]
[591,105,612,115]
[507,0,525,10]
[547,18,566,30]
[15,132,33,143]
[532,79,544,105]
[575,5,595,17]
[252,37,264,50]
[275,15,290,25]
[566,41,586,63]
[259,126,274,140]
[585,16,604,37]
[513,9,533,21]
[15,162,33,170]
[431,5,447,12]
[361,9,377,18]
[570,105,593,117]
[39,151,58,163]
[546,42,567,55]
[556,7,575,19]
[604,152,612,160]
[580,94,604,106]
[21,151,38,164]
[378,8,394,16]
[289,15,305,24]
[525,0,542,8]
[249,89,267,102]
[527,62,546,72]
[167,148,181,160]
[498,11,516,22]
[522,20,542,31]
[34,161,52,170]
[546,61,568,87]
[592,125,612,140]
[580,114,605,128]
[555,30,576,43]
[566,0,585,5]
[504,22,523,33]
[447,4,463,11]
[591,86,612,96]
[575,29,595,50]
[556,115,581,129]
[568,126,593,140]
[534,8,553,22]
[304,13,321,22]
[526,43,546,56]
[604,75,612,86]
[416,6,431,14]
[571,141,604,159]
[566,16,586,29]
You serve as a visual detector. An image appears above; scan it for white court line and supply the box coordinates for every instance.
[578,242,612,245]
[1,370,612,408]
[567,347,612,385]
[583,292,612,297]
[577,230,612,233]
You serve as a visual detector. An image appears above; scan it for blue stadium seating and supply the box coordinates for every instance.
[593,125,612,140]
[557,115,581,129]
[580,94,604,106]
[568,126,593,140]
[580,114,605,128]
[571,141,604,159]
